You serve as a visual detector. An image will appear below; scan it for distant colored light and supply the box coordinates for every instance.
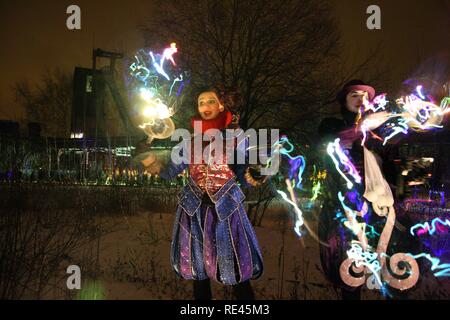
[327,139,361,189]
[410,218,450,236]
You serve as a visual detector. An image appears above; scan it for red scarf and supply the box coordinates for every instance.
[191,110,233,133]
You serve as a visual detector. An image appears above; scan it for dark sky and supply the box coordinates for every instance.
[1,0,449,122]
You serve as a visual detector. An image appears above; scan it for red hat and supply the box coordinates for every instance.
[336,80,376,106]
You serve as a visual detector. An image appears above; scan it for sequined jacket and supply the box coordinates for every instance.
[160,130,250,212]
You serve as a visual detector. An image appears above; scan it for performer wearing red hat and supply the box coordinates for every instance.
[317,80,420,299]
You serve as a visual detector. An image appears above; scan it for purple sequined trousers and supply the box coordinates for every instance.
[171,177,263,285]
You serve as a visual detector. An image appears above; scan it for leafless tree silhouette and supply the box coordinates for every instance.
[13,68,72,137]
[140,0,384,142]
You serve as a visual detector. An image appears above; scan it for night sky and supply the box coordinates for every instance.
[1,0,449,122]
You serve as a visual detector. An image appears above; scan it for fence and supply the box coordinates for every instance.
[0,135,182,187]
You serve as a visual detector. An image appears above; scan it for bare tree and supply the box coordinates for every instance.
[140,0,387,142]
[13,68,72,137]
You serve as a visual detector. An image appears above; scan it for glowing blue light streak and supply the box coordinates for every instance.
[169,74,183,96]
[338,192,357,219]
[150,51,171,81]
[366,224,381,238]
[130,55,151,82]
[409,252,450,277]
[274,136,306,189]
[410,218,450,236]
[277,190,304,236]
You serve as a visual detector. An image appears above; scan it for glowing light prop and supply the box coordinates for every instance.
[332,84,450,292]
[139,88,172,121]
[162,42,178,66]
[127,42,188,143]
[342,242,434,292]
[340,205,420,292]
[129,54,151,83]
[396,92,449,131]
[273,136,306,189]
[342,243,384,289]
[360,85,450,147]
[410,218,450,236]
[138,88,175,141]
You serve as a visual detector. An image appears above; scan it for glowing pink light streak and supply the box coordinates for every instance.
[410,218,450,236]
[397,93,450,131]
[163,42,178,66]
[364,93,388,113]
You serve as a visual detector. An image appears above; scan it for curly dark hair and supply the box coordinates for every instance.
[194,85,243,113]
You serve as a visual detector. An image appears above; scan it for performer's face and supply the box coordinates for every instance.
[345,90,369,113]
[198,91,223,120]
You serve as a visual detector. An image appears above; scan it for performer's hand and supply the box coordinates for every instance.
[140,152,157,168]
[244,166,268,187]
[133,151,161,174]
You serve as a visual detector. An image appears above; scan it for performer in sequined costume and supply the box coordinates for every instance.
[153,88,264,299]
